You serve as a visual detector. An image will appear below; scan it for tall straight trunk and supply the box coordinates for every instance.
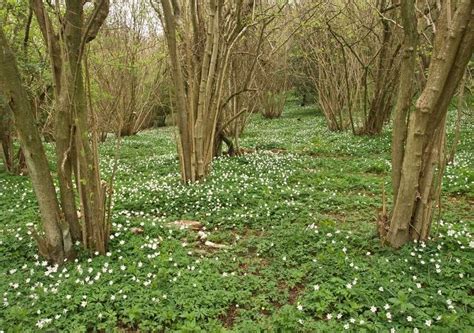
[387,1,473,248]
[160,0,194,182]
[0,26,74,263]
[391,0,418,200]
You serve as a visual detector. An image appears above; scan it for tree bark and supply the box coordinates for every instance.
[156,0,263,182]
[0,26,74,263]
[391,0,418,200]
[0,96,14,172]
[363,2,400,135]
[387,1,473,248]
[63,0,109,253]
[31,0,81,241]
[31,0,110,253]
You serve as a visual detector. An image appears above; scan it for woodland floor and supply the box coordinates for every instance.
[0,102,473,332]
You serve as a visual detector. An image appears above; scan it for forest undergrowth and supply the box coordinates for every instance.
[0,102,472,332]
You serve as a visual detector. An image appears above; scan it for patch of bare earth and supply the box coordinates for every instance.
[219,304,238,328]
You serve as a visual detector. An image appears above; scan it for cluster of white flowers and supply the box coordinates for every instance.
[35,318,52,329]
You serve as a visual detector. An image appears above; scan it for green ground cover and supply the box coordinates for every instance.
[0,103,473,332]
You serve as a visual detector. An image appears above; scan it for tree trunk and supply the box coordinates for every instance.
[155,0,271,183]
[387,1,473,248]
[0,96,14,172]
[160,0,226,182]
[391,0,418,200]
[362,1,400,135]
[0,26,74,263]
[30,0,82,242]
[31,0,111,254]
[63,0,109,253]
[159,0,195,182]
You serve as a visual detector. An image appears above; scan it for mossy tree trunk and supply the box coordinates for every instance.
[0,27,74,263]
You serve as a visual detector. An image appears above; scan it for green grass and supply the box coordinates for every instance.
[0,103,473,332]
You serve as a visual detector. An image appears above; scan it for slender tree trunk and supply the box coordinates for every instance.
[55,87,81,241]
[160,0,194,182]
[391,0,418,200]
